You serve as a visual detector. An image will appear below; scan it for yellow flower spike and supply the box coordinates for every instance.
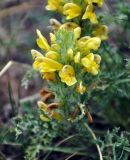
[82,4,98,24]
[63,3,82,20]
[74,52,81,63]
[45,51,60,61]
[84,0,104,7]
[67,48,74,60]
[59,65,77,86]
[46,0,64,12]
[76,81,86,94]
[49,18,61,30]
[60,22,79,31]
[74,27,81,40]
[50,33,56,44]
[34,56,63,72]
[36,29,50,52]
[81,53,100,75]
[43,72,56,81]
[92,25,108,40]
[31,49,43,60]
[94,54,101,64]
[40,115,51,122]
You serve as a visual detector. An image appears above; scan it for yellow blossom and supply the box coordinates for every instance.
[36,29,50,52]
[31,49,43,59]
[50,33,56,44]
[67,48,74,60]
[63,3,82,20]
[45,51,60,61]
[74,52,81,63]
[82,4,98,24]
[84,0,104,7]
[92,25,108,40]
[59,65,77,86]
[81,53,100,75]
[46,0,64,12]
[43,72,56,81]
[76,81,86,94]
[60,22,79,31]
[94,54,101,64]
[31,50,63,72]
[38,101,64,121]
[49,18,61,30]
[77,37,101,53]
[74,27,81,40]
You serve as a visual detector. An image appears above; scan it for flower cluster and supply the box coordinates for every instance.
[46,0,104,24]
[31,27,101,91]
[31,0,108,121]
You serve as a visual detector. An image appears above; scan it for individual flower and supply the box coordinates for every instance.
[46,0,64,12]
[92,25,108,40]
[36,29,50,52]
[60,22,79,31]
[38,101,64,121]
[74,52,81,63]
[81,53,100,75]
[43,72,56,81]
[82,4,98,24]
[84,0,104,7]
[77,36,101,53]
[50,33,56,44]
[67,48,74,60]
[73,27,81,40]
[31,49,63,72]
[59,65,77,86]
[63,3,82,19]
[45,51,60,60]
[76,81,86,94]
[49,18,62,30]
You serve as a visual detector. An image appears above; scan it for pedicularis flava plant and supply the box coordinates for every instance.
[31,0,108,123]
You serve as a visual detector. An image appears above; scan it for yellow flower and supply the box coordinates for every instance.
[60,22,79,31]
[49,18,61,30]
[76,81,86,94]
[82,4,98,24]
[81,53,100,75]
[31,50,63,72]
[67,48,74,60]
[38,101,64,121]
[43,72,56,81]
[84,0,104,7]
[59,65,77,86]
[77,37,101,53]
[50,33,56,44]
[63,3,82,20]
[46,0,64,12]
[94,54,101,64]
[74,52,80,63]
[45,51,60,60]
[31,49,43,59]
[74,27,81,40]
[92,25,108,40]
[36,29,50,52]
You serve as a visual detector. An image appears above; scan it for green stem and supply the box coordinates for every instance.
[84,123,103,160]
